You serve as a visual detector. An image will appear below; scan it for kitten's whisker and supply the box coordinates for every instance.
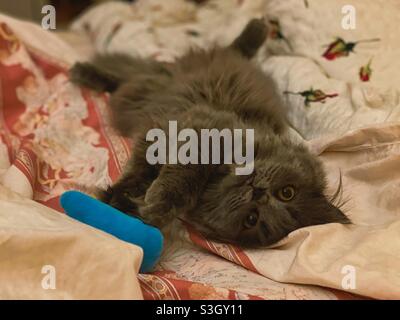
[329,170,353,222]
[330,170,343,205]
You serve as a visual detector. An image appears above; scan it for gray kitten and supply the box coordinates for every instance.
[70,19,350,247]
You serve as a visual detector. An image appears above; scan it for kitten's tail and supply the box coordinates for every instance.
[69,53,170,93]
[230,18,268,59]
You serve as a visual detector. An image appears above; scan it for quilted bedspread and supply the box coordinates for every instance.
[0,0,399,299]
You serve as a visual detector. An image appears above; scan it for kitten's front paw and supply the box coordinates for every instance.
[144,183,171,209]
[138,181,178,227]
[97,186,139,214]
[138,203,175,228]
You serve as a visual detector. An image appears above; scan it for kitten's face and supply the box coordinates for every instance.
[189,137,350,247]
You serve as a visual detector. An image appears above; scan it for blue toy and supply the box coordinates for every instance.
[60,190,163,273]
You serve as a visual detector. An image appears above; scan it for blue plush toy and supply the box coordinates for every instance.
[60,190,163,273]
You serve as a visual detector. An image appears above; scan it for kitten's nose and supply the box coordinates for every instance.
[252,187,265,200]
[252,187,269,204]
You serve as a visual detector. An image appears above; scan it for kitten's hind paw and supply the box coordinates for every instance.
[231,18,268,59]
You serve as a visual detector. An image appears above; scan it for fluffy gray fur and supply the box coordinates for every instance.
[70,19,350,247]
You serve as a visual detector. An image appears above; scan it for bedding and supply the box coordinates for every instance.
[0,185,144,299]
[0,14,144,299]
[0,0,399,299]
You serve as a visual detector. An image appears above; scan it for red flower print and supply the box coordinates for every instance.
[268,19,293,51]
[284,88,338,107]
[323,37,380,60]
[359,59,373,82]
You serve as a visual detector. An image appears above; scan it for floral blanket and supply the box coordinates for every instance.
[0,0,399,300]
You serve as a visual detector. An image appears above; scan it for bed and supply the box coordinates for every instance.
[0,0,399,299]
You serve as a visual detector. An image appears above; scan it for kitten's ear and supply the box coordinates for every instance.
[230,18,268,59]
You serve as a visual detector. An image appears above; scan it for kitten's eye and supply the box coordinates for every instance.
[277,186,295,201]
[244,211,259,228]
